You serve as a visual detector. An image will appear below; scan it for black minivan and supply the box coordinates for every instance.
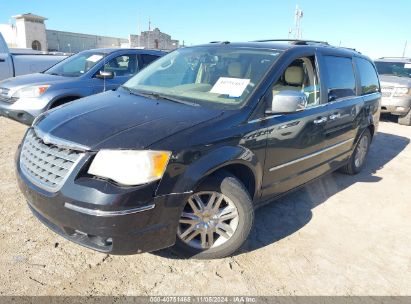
[16,40,381,259]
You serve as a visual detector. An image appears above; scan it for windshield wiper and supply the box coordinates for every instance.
[120,86,134,94]
[122,87,199,107]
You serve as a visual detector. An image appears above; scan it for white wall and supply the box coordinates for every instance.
[15,18,47,51]
[0,24,18,47]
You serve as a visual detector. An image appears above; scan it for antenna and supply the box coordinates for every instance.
[137,13,141,48]
[403,40,408,57]
[289,5,304,39]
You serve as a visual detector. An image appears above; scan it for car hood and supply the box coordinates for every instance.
[34,89,223,150]
[379,75,411,87]
[0,73,72,90]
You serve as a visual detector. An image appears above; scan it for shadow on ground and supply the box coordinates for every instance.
[156,131,409,258]
[380,113,399,124]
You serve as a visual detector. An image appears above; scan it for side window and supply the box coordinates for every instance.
[323,56,356,101]
[355,58,380,95]
[140,54,160,69]
[271,56,321,107]
[101,55,138,77]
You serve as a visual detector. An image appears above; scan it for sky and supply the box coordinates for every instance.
[0,0,410,59]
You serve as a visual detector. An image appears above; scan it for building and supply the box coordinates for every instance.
[129,28,179,50]
[0,13,179,52]
[46,30,129,53]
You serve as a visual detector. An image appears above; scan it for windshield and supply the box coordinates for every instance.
[44,51,106,77]
[123,47,281,109]
[375,61,411,78]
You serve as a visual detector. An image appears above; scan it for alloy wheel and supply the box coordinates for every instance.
[177,191,239,250]
[354,135,369,168]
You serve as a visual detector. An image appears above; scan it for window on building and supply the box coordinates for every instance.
[154,39,159,49]
[32,40,41,51]
[323,56,356,101]
[355,58,380,95]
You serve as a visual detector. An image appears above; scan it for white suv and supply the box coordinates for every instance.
[375,57,411,125]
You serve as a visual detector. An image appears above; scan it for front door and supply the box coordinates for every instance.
[92,54,138,93]
[261,54,330,199]
[0,54,12,81]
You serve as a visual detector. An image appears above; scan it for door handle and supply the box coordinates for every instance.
[314,117,327,124]
[329,113,341,120]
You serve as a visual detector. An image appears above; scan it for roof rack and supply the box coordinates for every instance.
[253,39,329,46]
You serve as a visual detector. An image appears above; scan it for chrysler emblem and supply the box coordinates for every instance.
[42,133,52,145]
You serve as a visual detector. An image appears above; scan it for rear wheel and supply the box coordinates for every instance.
[173,172,254,259]
[398,110,411,126]
[340,129,371,175]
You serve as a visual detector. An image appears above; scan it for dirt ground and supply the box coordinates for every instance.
[0,115,410,296]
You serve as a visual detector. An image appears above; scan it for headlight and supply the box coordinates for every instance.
[394,87,411,97]
[88,150,171,186]
[12,85,50,98]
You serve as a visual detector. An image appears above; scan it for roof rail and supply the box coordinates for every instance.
[209,41,230,44]
[378,57,411,60]
[253,39,329,46]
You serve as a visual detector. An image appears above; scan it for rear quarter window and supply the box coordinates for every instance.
[355,58,380,95]
[323,55,356,101]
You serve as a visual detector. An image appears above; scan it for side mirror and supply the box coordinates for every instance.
[96,71,114,79]
[328,91,338,102]
[266,90,307,114]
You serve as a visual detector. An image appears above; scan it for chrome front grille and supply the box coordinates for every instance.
[0,88,17,103]
[20,129,83,191]
[381,86,394,98]
[0,96,18,103]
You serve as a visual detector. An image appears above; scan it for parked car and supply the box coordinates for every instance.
[374,57,411,125]
[0,33,66,81]
[15,40,381,259]
[0,48,165,125]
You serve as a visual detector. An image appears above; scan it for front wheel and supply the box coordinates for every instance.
[398,110,411,126]
[339,129,371,175]
[172,172,254,259]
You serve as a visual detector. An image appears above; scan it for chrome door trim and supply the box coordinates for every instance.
[269,137,355,172]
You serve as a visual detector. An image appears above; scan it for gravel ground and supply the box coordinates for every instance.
[0,116,410,296]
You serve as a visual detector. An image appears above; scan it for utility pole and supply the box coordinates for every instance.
[403,40,407,57]
[137,13,141,48]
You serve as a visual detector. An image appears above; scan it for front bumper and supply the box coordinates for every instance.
[0,96,50,125]
[380,96,411,115]
[0,102,35,125]
[16,144,189,255]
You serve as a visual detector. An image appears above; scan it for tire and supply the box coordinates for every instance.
[339,128,371,175]
[172,172,254,259]
[398,110,411,126]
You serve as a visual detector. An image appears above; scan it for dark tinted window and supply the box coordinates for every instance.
[323,56,356,101]
[140,54,160,69]
[356,58,380,95]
